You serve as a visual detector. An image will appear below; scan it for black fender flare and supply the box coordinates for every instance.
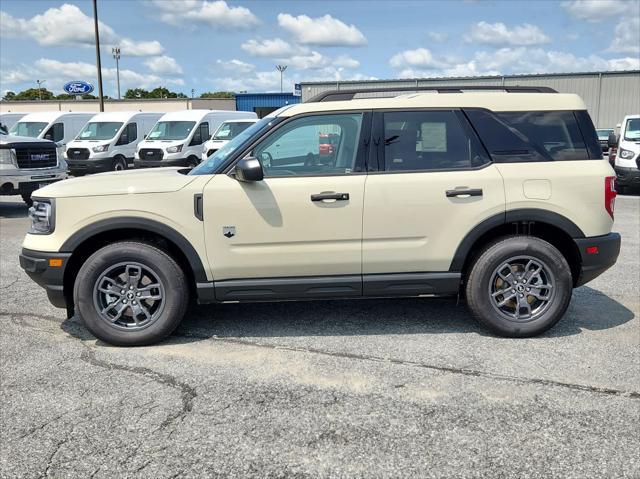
[60,217,208,282]
[449,208,585,272]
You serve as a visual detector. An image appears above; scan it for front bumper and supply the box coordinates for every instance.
[614,166,640,186]
[574,233,621,287]
[19,248,71,309]
[0,170,67,195]
[134,157,189,168]
[67,157,116,174]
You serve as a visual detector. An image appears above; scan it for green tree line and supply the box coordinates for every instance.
[2,88,235,101]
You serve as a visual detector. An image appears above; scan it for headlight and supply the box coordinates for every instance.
[0,148,16,165]
[619,148,635,159]
[92,144,109,153]
[28,199,55,234]
[166,144,183,153]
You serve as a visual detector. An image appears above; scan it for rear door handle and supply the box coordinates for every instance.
[311,192,350,202]
[446,188,483,198]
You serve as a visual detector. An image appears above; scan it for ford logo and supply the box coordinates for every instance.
[30,153,49,161]
[63,81,94,95]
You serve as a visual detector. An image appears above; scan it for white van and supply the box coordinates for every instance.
[201,117,258,160]
[9,112,94,147]
[135,110,257,168]
[65,111,163,175]
[0,112,27,131]
[612,114,640,193]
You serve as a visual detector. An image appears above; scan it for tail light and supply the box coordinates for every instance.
[605,176,616,219]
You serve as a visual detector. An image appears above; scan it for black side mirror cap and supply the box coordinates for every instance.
[608,132,619,148]
[234,157,263,182]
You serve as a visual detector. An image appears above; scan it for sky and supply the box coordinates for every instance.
[0,0,638,98]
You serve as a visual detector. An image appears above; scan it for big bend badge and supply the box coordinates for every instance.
[222,226,236,238]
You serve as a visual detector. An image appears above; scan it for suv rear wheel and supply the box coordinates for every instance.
[74,241,189,346]
[466,235,572,337]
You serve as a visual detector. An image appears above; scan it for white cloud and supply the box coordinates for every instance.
[0,4,163,56]
[562,0,630,22]
[334,55,361,69]
[277,13,367,46]
[144,56,184,76]
[215,59,255,74]
[241,38,303,58]
[608,17,640,54]
[389,48,447,69]
[427,32,448,43]
[150,0,259,28]
[465,21,551,46]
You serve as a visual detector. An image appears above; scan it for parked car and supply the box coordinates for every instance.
[0,112,28,131]
[65,112,163,175]
[135,110,256,168]
[609,114,640,193]
[20,86,620,346]
[1,130,67,206]
[9,112,94,149]
[596,128,614,155]
[202,117,258,161]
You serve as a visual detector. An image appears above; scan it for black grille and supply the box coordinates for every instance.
[139,148,164,161]
[15,146,58,169]
[67,148,90,160]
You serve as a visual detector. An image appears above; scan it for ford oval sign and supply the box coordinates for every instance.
[63,81,94,95]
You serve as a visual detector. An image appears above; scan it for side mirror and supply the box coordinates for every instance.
[234,157,263,182]
[608,132,619,149]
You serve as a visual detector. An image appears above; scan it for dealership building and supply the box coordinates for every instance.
[300,70,640,128]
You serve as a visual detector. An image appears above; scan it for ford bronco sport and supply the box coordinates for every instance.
[20,86,621,346]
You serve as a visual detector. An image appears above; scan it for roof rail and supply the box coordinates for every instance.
[308,85,558,102]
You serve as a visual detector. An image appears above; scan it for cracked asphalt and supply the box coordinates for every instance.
[1,194,639,478]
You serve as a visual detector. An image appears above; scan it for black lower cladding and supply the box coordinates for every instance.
[19,248,71,309]
[573,232,621,286]
[209,272,462,303]
[133,157,188,168]
[615,166,640,186]
[67,157,124,173]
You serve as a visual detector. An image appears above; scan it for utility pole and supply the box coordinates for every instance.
[36,80,46,100]
[92,0,105,111]
[276,65,287,93]
[112,46,121,100]
[191,88,195,99]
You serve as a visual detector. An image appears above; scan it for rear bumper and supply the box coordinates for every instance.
[574,233,621,287]
[614,166,640,186]
[19,248,71,309]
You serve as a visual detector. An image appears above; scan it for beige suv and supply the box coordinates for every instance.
[20,86,621,346]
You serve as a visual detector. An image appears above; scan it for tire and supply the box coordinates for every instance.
[113,157,127,171]
[21,193,33,207]
[465,235,572,337]
[74,241,189,346]
[187,156,199,168]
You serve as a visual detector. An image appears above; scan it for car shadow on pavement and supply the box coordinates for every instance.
[0,200,28,218]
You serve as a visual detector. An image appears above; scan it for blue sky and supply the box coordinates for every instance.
[1,0,638,97]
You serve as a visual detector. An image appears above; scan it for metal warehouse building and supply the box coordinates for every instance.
[300,70,640,128]
[235,93,300,118]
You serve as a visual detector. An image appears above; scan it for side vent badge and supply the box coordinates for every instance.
[223,226,236,238]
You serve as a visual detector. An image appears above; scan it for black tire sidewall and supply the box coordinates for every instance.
[113,156,127,171]
[75,242,188,346]
[466,236,573,337]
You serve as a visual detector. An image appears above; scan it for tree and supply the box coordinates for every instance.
[124,88,150,99]
[124,87,187,99]
[9,88,55,101]
[2,91,16,101]
[55,93,97,100]
[200,91,235,99]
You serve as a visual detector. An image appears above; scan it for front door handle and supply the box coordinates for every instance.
[311,192,350,202]
[446,188,483,198]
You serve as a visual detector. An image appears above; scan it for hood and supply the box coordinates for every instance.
[35,167,200,198]
[0,134,56,147]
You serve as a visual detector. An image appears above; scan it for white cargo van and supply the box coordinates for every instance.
[9,112,94,147]
[65,111,163,175]
[611,114,640,193]
[201,116,258,160]
[135,110,256,168]
[0,112,28,131]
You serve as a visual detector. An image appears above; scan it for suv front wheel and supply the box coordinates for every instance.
[74,241,189,346]
[466,236,573,337]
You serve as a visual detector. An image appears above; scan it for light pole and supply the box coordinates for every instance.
[112,46,121,100]
[276,65,287,93]
[36,80,46,100]
[92,0,105,111]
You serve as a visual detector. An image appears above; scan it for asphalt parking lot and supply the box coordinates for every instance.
[0,194,638,479]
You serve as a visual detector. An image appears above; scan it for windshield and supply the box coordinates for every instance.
[147,121,195,140]
[190,117,274,175]
[77,122,123,140]
[9,122,48,138]
[624,118,640,141]
[212,121,255,140]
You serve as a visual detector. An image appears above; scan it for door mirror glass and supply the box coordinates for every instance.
[608,132,619,148]
[234,157,263,182]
